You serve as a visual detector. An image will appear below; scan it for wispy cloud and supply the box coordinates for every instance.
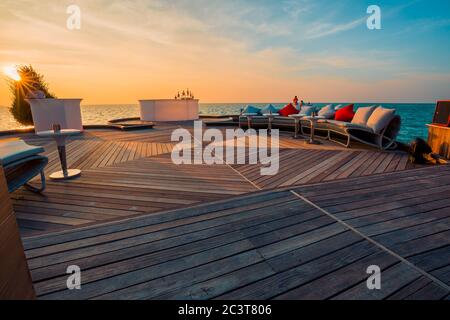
[0,0,448,104]
[304,16,367,39]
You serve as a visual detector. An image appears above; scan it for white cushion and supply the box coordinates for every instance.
[366,107,396,133]
[351,106,377,126]
[317,104,335,119]
[334,104,343,110]
[326,120,372,131]
[299,106,315,116]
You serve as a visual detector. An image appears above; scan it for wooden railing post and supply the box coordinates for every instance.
[0,164,36,299]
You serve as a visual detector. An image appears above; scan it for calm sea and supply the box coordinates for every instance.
[0,103,435,143]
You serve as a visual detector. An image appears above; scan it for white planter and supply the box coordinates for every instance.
[139,99,199,122]
[26,99,83,133]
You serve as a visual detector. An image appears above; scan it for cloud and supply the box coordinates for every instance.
[0,0,448,105]
[304,16,367,39]
[282,0,314,19]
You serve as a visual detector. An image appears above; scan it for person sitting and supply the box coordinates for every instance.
[293,96,299,109]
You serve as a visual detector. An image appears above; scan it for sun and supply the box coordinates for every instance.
[3,66,21,81]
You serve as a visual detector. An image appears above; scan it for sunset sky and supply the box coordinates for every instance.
[0,0,449,105]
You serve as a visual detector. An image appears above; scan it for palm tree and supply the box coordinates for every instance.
[7,65,56,125]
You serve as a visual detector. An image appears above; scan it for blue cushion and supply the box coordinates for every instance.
[0,139,45,166]
[242,105,261,115]
[261,104,278,114]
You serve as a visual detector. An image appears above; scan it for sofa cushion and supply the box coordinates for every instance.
[279,104,299,117]
[334,104,355,122]
[366,107,396,133]
[261,104,278,114]
[299,106,315,116]
[352,106,377,126]
[318,104,335,119]
[334,104,343,110]
[0,139,45,166]
[325,120,372,130]
[242,105,261,115]
[273,116,295,124]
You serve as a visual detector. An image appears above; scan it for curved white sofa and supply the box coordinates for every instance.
[27,98,83,133]
[139,99,199,122]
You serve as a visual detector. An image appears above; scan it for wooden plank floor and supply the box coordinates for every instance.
[22,165,450,300]
[231,132,422,189]
[6,124,425,236]
[291,165,450,296]
[13,153,256,236]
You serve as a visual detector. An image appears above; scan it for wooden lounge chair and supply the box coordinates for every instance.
[0,139,48,193]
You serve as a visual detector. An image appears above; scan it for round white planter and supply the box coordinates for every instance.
[26,99,83,133]
[139,99,199,122]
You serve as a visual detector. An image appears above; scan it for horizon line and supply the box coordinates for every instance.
[0,101,440,108]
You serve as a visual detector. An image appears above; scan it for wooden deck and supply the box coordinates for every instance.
[3,122,449,299]
[9,123,424,236]
[22,165,450,300]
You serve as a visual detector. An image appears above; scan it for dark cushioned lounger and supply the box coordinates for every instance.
[0,139,48,193]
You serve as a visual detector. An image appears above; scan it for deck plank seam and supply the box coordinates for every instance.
[289,190,450,293]
[186,125,262,191]
[272,251,400,300]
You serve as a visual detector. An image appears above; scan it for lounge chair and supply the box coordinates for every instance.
[0,139,48,193]
[302,106,401,150]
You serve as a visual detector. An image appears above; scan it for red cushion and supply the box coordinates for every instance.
[334,104,355,122]
[279,103,299,117]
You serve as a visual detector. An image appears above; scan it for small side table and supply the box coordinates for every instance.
[288,114,306,139]
[263,113,279,135]
[37,129,82,180]
[303,116,322,145]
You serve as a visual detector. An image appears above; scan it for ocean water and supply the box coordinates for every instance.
[0,103,435,143]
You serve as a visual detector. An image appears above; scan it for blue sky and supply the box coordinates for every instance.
[0,0,449,103]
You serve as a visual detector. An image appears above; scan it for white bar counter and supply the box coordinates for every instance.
[139,99,199,122]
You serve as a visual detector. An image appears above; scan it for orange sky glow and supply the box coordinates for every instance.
[1,0,449,105]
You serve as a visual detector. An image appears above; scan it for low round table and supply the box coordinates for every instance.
[263,113,279,135]
[37,129,82,180]
[288,114,306,139]
[303,116,323,145]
